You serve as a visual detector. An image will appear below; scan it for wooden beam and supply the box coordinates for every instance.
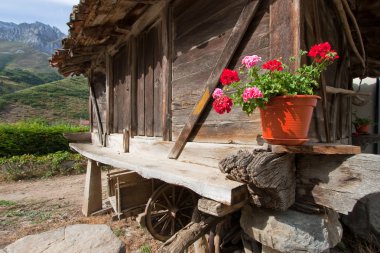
[198,198,247,217]
[168,0,261,159]
[271,143,361,155]
[326,86,371,96]
[89,74,104,145]
[296,153,380,214]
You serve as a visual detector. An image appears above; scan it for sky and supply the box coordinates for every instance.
[0,0,79,34]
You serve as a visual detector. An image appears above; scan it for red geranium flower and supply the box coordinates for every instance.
[262,59,283,72]
[220,68,240,86]
[213,95,233,114]
[308,42,339,62]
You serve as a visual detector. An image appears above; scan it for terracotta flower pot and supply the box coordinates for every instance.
[259,95,320,145]
[355,124,369,134]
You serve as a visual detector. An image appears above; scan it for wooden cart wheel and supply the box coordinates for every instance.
[145,184,197,241]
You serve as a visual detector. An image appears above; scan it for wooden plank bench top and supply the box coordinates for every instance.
[70,142,248,205]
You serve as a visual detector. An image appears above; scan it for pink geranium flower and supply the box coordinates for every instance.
[242,55,261,69]
[243,87,263,102]
[212,88,224,99]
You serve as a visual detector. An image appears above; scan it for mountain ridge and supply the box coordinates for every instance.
[0,21,65,54]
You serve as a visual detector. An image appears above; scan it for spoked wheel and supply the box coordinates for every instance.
[145,184,197,241]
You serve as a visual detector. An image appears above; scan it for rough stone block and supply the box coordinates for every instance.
[240,205,342,253]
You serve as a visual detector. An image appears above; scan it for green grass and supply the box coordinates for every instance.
[140,244,152,253]
[0,200,17,206]
[5,209,52,224]
[0,151,87,181]
[0,76,89,122]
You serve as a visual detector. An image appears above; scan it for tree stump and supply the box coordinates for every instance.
[219,151,295,210]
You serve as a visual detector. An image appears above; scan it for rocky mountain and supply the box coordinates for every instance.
[0,21,65,54]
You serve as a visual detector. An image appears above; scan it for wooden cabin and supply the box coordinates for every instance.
[51,0,380,251]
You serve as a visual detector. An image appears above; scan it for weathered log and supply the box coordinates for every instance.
[219,151,295,210]
[158,208,219,253]
[296,153,380,215]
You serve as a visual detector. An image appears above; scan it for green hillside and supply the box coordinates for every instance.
[0,41,62,95]
[0,76,89,124]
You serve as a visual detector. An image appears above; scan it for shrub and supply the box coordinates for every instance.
[0,151,86,181]
[0,120,88,157]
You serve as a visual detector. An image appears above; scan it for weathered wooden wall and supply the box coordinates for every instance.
[171,0,269,144]
[112,43,132,133]
[91,0,354,147]
[302,0,352,143]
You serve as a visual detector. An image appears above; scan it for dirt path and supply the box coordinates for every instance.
[0,174,161,252]
[0,174,87,204]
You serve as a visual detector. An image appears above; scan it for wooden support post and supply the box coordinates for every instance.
[123,128,130,153]
[82,159,102,217]
[168,0,261,159]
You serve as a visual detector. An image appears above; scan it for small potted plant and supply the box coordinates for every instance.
[212,42,339,145]
[352,117,371,134]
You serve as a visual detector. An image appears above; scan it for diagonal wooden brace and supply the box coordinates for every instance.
[168,0,261,159]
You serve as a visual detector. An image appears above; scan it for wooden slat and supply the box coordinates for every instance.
[70,143,247,205]
[271,143,361,155]
[161,4,172,141]
[106,53,114,134]
[168,0,261,159]
[145,27,154,137]
[137,34,146,136]
[130,37,138,137]
[153,23,163,137]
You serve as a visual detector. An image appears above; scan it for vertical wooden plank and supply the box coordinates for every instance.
[106,53,114,134]
[137,34,146,136]
[130,37,138,137]
[154,22,163,137]
[125,42,132,134]
[82,159,102,217]
[162,4,172,141]
[269,0,301,69]
[145,27,155,137]
[311,0,331,142]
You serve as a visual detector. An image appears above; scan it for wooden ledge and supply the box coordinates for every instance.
[270,143,361,154]
[70,143,247,205]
